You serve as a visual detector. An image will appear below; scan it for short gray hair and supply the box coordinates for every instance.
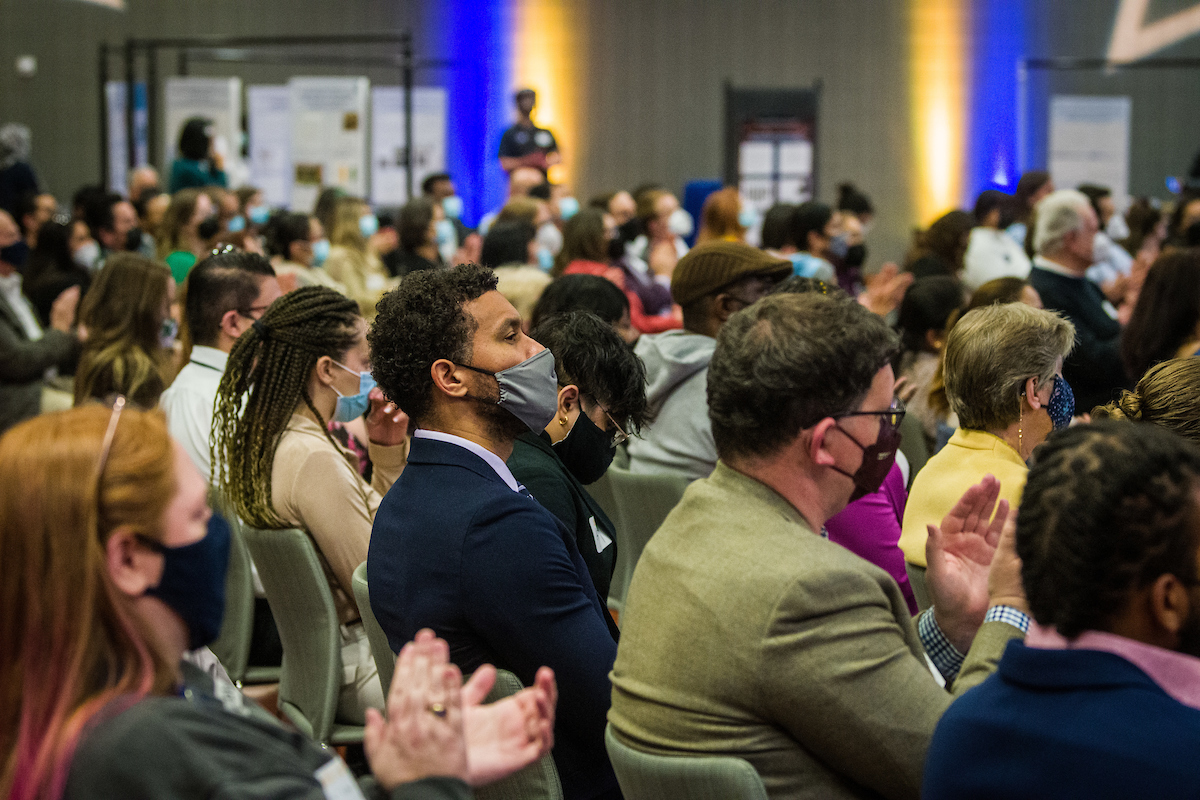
[1034,189,1091,256]
[944,303,1075,431]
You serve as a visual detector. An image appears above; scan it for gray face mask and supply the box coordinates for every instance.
[459,348,559,433]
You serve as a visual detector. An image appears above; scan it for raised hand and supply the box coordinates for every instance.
[365,629,468,790]
[366,386,410,447]
[925,474,1010,652]
[459,663,557,787]
[858,262,913,317]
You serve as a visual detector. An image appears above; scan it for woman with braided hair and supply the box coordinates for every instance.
[213,285,409,723]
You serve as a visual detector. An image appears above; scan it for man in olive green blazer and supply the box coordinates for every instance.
[609,292,1028,800]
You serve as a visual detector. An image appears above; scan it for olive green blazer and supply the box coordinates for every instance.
[609,461,1022,800]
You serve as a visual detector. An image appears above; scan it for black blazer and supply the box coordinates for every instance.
[1029,264,1130,412]
[508,431,618,602]
[368,435,620,800]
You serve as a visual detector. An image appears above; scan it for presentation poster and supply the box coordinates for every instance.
[106,81,148,194]
[370,86,448,206]
[247,86,293,208]
[1049,95,1132,206]
[289,76,369,212]
[163,77,243,185]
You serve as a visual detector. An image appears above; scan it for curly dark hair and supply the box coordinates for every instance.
[1018,420,1200,638]
[708,292,899,460]
[368,262,498,426]
[212,286,361,528]
[530,311,648,433]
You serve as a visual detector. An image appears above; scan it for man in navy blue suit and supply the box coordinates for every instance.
[924,421,1200,799]
[367,263,622,800]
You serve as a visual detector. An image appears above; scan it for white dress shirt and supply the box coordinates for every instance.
[159,345,228,481]
[413,428,522,493]
[962,227,1032,290]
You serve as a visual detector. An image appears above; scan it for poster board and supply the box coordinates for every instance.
[725,86,819,217]
[370,86,448,206]
[289,76,369,213]
[1049,95,1132,206]
[106,81,148,194]
[247,85,293,208]
[163,77,243,185]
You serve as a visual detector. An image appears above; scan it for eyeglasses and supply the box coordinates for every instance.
[831,397,906,431]
[597,403,629,448]
[237,304,271,321]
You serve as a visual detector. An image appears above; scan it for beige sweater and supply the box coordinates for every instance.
[270,413,407,623]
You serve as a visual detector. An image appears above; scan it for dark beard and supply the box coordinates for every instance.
[465,373,532,443]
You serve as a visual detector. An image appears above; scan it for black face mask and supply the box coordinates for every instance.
[842,243,867,269]
[0,240,30,271]
[829,421,901,502]
[617,218,641,243]
[607,236,626,262]
[197,216,221,240]
[124,227,144,252]
[552,410,616,485]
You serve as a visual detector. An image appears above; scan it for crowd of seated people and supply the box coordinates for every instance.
[6,106,1200,800]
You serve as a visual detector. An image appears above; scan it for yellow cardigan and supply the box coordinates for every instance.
[899,428,1027,567]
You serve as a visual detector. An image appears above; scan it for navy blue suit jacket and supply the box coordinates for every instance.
[924,640,1200,799]
[368,435,620,800]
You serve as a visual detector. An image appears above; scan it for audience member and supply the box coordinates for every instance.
[905,209,973,280]
[787,201,839,281]
[73,253,175,408]
[837,181,875,229]
[386,197,446,278]
[127,164,160,204]
[610,290,1029,798]
[967,275,1043,309]
[626,242,790,480]
[160,250,281,480]
[899,302,1074,608]
[962,189,1031,290]
[531,273,638,345]
[323,196,393,319]
[132,188,168,257]
[168,117,227,193]
[265,211,341,293]
[213,286,408,723]
[0,209,79,432]
[1029,189,1130,410]
[1093,357,1200,443]
[760,202,798,259]
[157,188,217,283]
[479,166,546,235]
[498,88,561,175]
[367,264,622,800]
[23,218,92,326]
[1121,248,1200,381]
[628,188,690,281]
[84,191,138,264]
[422,171,472,262]
[695,186,750,244]
[15,190,55,248]
[1078,183,1134,300]
[0,403,555,800]
[480,219,551,324]
[925,421,1200,799]
[507,311,649,600]
[1167,189,1200,248]
[895,276,965,450]
[0,124,38,221]
[1007,169,1054,250]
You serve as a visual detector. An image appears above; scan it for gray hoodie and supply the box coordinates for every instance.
[626,329,717,481]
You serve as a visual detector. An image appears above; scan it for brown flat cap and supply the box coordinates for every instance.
[670,241,792,307]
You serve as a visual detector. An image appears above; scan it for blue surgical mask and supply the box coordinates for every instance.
[828,232,850,260]
[442,195,464,220]
[248,204,271,226]
[332,360,376,422]
[459,348,559,433]
[558,196,580,221]
[435,218,455,247]
[737,205,759,229]
[1047,375,1075,430]
[227,215,246,233]
[359,213,380,239]
[537,246,554,272]
[311,238,331,267]
[140,514,231,650]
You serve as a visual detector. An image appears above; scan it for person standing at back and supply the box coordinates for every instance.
[498,89,561,176]
[169,117,228,193]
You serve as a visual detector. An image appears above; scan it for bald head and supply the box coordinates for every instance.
[509,167,544,199]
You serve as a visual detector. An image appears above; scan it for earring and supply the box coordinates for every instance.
[1018,405,1024,456]
[558,417,568,426]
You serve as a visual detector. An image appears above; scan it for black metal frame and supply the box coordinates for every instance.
[98,32,434,199]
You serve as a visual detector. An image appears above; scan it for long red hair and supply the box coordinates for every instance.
[0,405,177,800]
[697,187,747,244]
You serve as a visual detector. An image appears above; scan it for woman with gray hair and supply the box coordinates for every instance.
[897,301,1074,608]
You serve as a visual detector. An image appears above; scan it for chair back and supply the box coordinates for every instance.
[605,467,691,612]
[207,491,254,685]
[605,725,768,800]
[897,411,929,488]
[351,561,395,695]
[474,670,564,800]
[241,525,347,744]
